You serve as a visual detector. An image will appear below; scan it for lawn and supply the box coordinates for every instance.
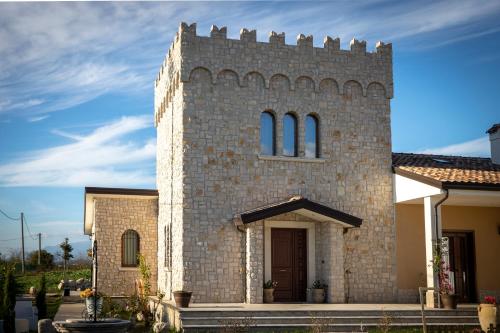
[16,268,91,293]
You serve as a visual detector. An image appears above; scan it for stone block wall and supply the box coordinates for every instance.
[155,23,396,303]
[93,197,158,296]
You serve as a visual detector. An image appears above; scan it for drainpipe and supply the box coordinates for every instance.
[432,189,449,307]
[433,189,449,242]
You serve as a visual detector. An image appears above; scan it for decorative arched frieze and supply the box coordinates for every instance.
[295,76,315,94]
[343,80,364,99]
[366,82,387,99]
[189,67,213,83]
[243,71,266,90]
[270,74,291,93]
[216,69,240,89]
[319,78,339,96]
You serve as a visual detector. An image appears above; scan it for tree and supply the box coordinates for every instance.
[36,274,47,320]
[59,238,74,275]
[3,265,16,332]
[28,250,54,270]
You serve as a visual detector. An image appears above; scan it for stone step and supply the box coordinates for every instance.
[179,309,478,319]
[182,322,480,333]
[182,315,478,326]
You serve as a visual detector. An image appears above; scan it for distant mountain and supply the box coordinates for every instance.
[45,240,91,258]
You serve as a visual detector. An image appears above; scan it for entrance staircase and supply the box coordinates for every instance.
[165,304,480,332]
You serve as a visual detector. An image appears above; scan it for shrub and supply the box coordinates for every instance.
[3,266,16,332]
[36,274,48,319]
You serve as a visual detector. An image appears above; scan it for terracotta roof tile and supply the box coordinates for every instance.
[392,153,500,186]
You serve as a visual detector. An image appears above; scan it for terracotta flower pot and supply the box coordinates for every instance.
[312,289,325,303]
[263,288,274,303]
[478,303,498,332]
[173,291,192,308]
[441,294,458,309]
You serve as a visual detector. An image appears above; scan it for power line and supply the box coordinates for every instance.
[0,208,20,221]
[22,215,37,241]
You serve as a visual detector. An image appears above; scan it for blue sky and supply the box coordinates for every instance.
[0,1,499,254]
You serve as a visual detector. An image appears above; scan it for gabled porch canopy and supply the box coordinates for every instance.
[236,196,362,228]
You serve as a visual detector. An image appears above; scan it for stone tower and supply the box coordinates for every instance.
[155,22,396,303]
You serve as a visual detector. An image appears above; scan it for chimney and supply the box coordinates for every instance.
[487,124,500,164]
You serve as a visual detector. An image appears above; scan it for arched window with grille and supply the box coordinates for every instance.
[283,113,298,157]
[121,229,140,267]
[305,114,319,158]
[260,111,276,156]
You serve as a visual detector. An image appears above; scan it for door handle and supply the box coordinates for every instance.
[279,269,286,272]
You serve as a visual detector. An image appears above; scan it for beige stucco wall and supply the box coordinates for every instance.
[396,203,500,302]
[93,197,158,296]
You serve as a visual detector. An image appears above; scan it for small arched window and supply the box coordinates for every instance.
[283,113,298,157]
[260,111,276,156]
[122,230,140,267]
[305,114,319,158]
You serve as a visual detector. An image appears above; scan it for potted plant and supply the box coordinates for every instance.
[478,296,498,332]
[433,239,457,309]
[173,290,192,307]
[80,288,103,319]
[263,280,278,303]
[311,280,326,303]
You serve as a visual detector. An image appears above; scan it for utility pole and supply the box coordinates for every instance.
[21,212,25,274]
[38,233,42,265]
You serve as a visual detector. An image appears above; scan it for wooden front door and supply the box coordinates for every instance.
[443,231,477,303]
[271,228,307,302]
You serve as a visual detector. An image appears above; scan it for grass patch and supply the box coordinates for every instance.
[16,269,91,293]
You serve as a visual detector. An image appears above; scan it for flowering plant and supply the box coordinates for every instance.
[79,288,102,299]
[484,296,496,305]
[263,280,278,289]
[432,239,454,295]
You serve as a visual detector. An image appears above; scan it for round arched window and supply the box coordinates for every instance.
[121,230,140,267]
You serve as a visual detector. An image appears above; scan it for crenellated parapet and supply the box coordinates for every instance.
[155,22,394,126]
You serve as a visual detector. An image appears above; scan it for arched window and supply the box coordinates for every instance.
[283,113,298,157]
[305,114,319,158]
[122,230,140,267]
[260,111,276,155]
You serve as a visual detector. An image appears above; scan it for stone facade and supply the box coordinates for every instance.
[155,23,396,303]
[92,196,158,296]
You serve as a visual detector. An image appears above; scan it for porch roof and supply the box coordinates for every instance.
[392,152,500,190]
[238,196,362,227]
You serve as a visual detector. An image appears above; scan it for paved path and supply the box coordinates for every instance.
[54,291,85,322]
[54,302,85,321]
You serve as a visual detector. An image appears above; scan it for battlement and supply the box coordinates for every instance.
[154,22,393,126]
[155,22,392,87]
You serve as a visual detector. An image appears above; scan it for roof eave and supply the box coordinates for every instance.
[240,198,362,227]
[393,167,500,191]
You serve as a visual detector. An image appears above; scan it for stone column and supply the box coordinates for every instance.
[322,223,345,303]
[424,195,443,307]
[246,221,264,303]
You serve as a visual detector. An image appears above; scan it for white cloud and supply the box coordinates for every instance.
[1,1,499,118]
[0,115,156,187]
[418,136,491,157]
[28,115,50,123]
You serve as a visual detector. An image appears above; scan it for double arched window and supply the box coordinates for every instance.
[122,229,140,267]
[260,111,319,158]
[260,111,276,156]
